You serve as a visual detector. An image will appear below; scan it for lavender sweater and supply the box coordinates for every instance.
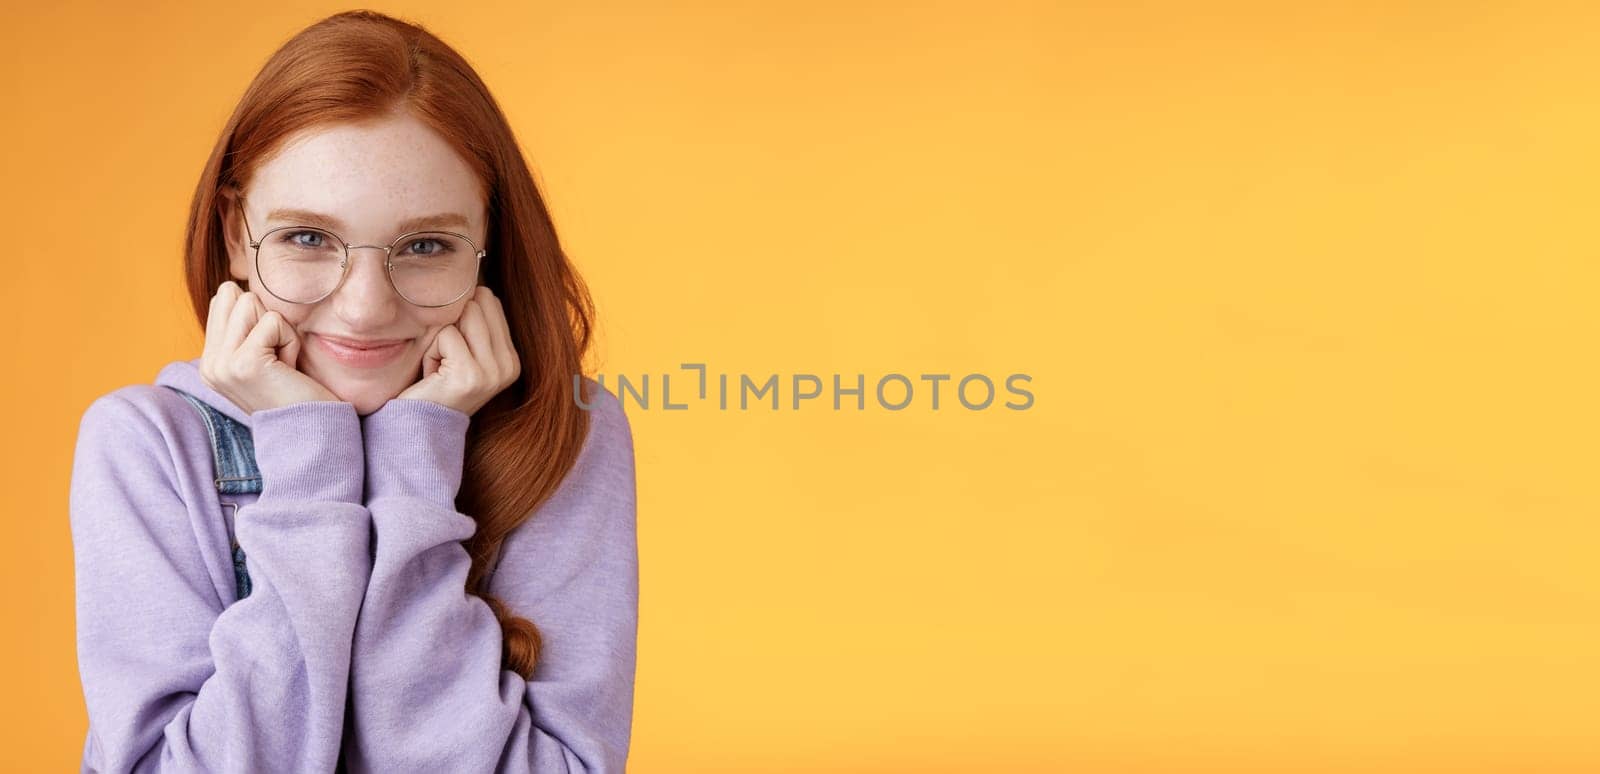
[68,357,639,773]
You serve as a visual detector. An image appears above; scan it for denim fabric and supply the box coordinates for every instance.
[164,386,256,601]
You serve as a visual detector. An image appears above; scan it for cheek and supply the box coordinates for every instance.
[415,309,468,348]
[249,291,304,327]
[437,303,471,326]
[281,311,313,331]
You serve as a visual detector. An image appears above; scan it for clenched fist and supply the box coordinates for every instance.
[199,281,340,414]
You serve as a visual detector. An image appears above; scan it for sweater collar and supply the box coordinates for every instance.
[155,357,253,429]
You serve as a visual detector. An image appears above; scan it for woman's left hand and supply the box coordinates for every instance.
[397,286,521,417]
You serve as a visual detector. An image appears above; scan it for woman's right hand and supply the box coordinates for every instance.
[200,281,339,414]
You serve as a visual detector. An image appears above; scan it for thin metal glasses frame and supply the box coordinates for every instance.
[237,195,489,309]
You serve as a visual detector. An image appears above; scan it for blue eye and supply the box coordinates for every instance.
[279,230,327,249]
[404,237,456,256]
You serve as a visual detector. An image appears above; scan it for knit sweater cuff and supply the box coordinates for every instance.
[360,398,471,507]
[251,400,365,503]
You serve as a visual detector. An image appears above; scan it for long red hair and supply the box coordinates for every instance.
[180,9,594,679]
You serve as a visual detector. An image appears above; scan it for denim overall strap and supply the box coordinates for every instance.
[163,386,257,601]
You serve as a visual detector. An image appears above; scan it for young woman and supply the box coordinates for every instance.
[67,10,637,773]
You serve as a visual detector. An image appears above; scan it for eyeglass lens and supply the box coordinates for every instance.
[255,227,480,306]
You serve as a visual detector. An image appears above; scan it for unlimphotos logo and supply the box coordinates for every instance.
[575,363,1034,411]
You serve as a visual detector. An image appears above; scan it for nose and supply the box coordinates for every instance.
[326,245,402,329]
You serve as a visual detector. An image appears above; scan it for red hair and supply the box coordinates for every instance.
[180,9,595,678]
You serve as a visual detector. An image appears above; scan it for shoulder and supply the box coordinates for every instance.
[78,384,201,449]
[557,376,637,505]
[576,377,634,462]
[74,383,210,489]
[70,384,214,544]
[488,379,639,620]
[69,382,220,598]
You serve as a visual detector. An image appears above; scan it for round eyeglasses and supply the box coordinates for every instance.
[237,196,488,308]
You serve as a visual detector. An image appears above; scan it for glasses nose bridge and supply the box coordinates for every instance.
[328,241,402,309]
[344,242,394,256]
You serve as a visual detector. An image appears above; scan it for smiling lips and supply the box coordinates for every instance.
[313,334,410,368]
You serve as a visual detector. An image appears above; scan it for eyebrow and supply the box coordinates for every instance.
[264,208,471,235]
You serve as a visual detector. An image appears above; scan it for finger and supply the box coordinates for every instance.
[456,298,491,364]
[248,292,268,327]
[477,287,515,371]
[222,290,261,355]
[241,308,289,357]
[203,281,241,362]
[435,324,474,377]
[419,326,448,380]
[275,312,302,369]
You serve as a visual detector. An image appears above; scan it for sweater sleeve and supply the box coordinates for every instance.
[343,392,639,773]
[69,392,373,773]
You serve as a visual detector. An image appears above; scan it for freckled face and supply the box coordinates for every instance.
[223,111,488,416]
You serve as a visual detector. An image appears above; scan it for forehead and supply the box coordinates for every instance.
[245,113,485,234]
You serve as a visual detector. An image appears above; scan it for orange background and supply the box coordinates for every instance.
[5,1,1599,771]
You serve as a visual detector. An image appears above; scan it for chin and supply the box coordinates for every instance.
[321,380,404,417]
[302,356,419,416]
